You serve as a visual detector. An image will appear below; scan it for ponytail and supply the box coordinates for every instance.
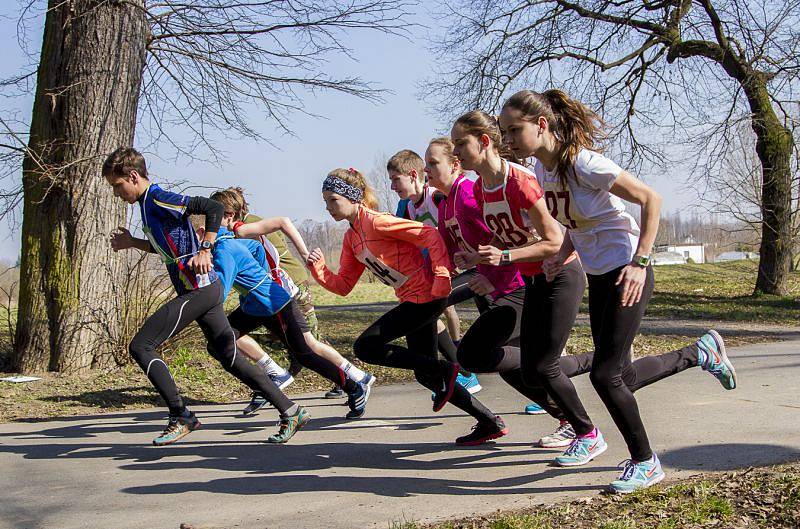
[503,89,606,189]
[361,186,379,211]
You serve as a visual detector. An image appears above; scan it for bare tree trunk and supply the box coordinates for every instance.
[14,0,148,373]
[744,78,795,295]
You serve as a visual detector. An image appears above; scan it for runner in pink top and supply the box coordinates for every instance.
[436,171,523,301]
[307,167,508,445]
[427,137,593,448]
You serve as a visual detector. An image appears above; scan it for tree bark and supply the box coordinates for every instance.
[742,76,795,295]
[14,0,148,373]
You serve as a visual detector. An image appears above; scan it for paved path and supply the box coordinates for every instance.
[317,302,800,339]
[2,339,799,529]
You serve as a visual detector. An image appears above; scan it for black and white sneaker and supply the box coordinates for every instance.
[324,385,345,399]
[345,374,376,420]
[456,416,509,446]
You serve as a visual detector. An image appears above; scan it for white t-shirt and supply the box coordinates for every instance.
[406,186,440,227]
[534,149,640,275]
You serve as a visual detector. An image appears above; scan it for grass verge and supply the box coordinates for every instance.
[393,463,800,529]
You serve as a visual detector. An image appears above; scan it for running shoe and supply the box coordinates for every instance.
[153,411,201,446]
[554,429,607,467]
[696,330,737,390]
[267,406,310,444]
[432,362,460,412]
[525,402,547,415]
[325,385,345,399]
[456,416,509,446]
[241,393,268,416]
[268,370,294,390]
[536,421,576,448]
[457,372,482,394]
[345,374,376,420]
[609,454,666,494]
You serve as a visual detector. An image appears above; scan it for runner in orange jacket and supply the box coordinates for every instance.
[307,167,508,445]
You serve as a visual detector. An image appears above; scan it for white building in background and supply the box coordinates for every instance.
[714,251,759,262]
[664,244,705,264]
[652,251,687,266]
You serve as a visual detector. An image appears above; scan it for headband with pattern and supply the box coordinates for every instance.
[322,175,364,203]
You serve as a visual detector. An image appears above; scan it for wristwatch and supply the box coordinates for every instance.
[199,240,213,251]
[500,249,512,266]
[632,254,651,268]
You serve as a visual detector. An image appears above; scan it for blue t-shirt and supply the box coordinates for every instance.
[138,183,219,295]
[395,198,410,219]
[213,228,293,317]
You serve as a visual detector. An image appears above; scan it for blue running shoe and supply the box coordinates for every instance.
[525,402,547,415]
[554,429,608,467]
[458,373,482,394]
[268,370,294,390]
[609,454,666,494]
[153,411,201,446]
[242,393,268,416]
[696,330,737,390]
[346,373,376,420]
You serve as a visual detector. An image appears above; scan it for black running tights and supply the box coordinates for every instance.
[129,281,294,415]
[353,298,495,422]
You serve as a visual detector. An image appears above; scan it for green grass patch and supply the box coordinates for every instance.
[311,280,395,306]
[646,261,799,324]
[402,464,800,529]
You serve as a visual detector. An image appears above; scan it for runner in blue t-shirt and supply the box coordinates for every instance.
[203,225,373,429]
[105,147,305,446]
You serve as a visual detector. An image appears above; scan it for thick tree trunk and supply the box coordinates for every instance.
[14,1,148,373]
[742,77,795,295]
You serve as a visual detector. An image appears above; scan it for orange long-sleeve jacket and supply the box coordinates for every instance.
[309,206,452,304]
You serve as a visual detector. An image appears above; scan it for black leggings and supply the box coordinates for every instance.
[353,298,495,423]
[129,281,294,415]
[446,268,492,311]
[438,269,490,373]
[457,285,593,421]
[588,265,698,461]
[522,259,595,434]
[228,301,356,393]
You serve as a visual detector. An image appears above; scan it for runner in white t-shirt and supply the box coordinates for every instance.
[499,89,738,494]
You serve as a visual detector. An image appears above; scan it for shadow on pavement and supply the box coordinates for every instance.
[0,426,615,498]
[660,443,800,471]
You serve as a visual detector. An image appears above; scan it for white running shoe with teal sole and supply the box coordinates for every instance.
[609,454,666,494]
[696,330,737,390]
[554,429,608,467]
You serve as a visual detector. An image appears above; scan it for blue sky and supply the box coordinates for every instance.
[0,2,696,259]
